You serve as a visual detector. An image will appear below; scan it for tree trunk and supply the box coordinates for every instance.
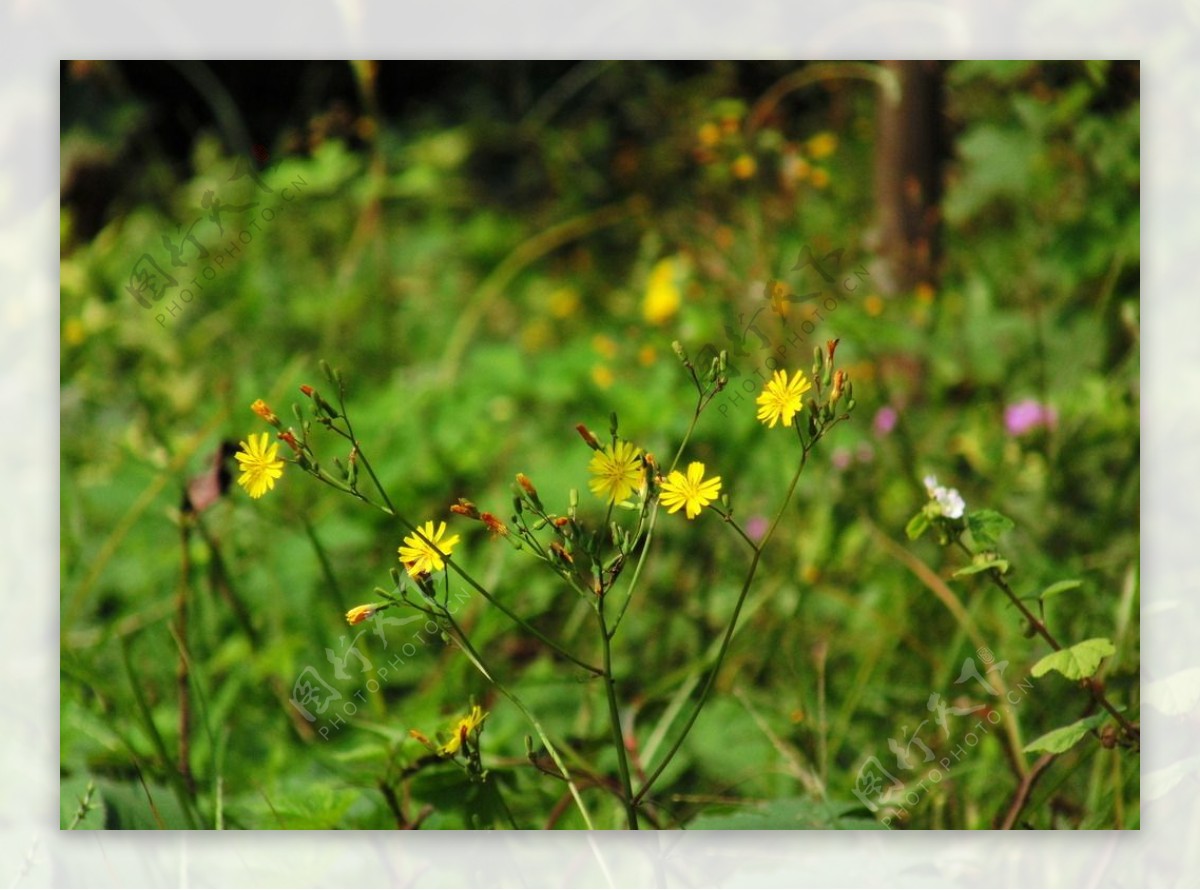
[873,60,945,295]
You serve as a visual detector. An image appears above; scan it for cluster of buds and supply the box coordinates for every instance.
[450,498,510,539]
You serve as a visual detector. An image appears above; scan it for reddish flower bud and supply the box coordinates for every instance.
[575,423,602,450]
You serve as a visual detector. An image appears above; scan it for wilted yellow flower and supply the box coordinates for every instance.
[345,604,376,625]
[643,256,682,325]
[438,705,488,757]
[250,399,278,425]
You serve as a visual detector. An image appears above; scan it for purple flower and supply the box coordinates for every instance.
[873,405,898,436]
[1005,399,1058,436]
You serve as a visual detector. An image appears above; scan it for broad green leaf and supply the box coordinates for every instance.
[965,509,1014,548]
[1040,579,1083,601]
[1030,638,1115,680]
[1023,713,1108,754]
[906,511,930,540]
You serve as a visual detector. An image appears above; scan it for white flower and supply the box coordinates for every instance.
[924,474,965,519]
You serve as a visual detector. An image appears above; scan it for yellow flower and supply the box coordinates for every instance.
[660,461,722,519]
[591,365,614,389]
[756,369,812,428]
[806,132,838,159]
[588,440,643,504]
[438,705,488,757]
[398,520,461,577]
[731,153,757,179]
[697,121,720,147]
[235,432,284,499]
[643,256,682,325]
[345,604,376,625]
[810,168,830,189]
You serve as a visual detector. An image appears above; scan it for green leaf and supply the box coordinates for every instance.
[1040,579,1083,602]
[965,509,1014,548]
[1023,713,1108,754]
[905,511,930,540]
[1030,638,1115,680]
[953,556,1009,577]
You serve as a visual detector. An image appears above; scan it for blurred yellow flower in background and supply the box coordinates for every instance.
[643,256,682,325]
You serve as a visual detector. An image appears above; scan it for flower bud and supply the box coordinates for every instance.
[672,340,691,367]
[299,384,314,398]
[251,399,281,427]
[830,370,847,406]
[481,512,509,537]
[450,499,480,520]
[575,423,602,450]
[278,429,301,453]
[515,473,543,510]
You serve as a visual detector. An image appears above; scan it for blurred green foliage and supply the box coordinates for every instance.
[61,61,1138,829]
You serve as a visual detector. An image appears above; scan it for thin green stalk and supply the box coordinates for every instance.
[598,601,639,829]
[633,431,813,806]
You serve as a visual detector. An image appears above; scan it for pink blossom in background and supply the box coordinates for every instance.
[1005,399,1058,436]
[873,405,898,436]
[745,515,769,542]
[831,448,853,471]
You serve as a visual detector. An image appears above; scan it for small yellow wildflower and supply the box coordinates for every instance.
[810,168,830,189]
[756,369,813,429]
[398,520,461,578]
[438,705,488,757]
[235,432,284,499]
[697,121,720,147]
[806,132,838,159]
[591,365,614,389]
[643,256,682,325]
[548,287,580,319]
[659,461,722,519]
[731,154,757,180]
[588,440,644,504]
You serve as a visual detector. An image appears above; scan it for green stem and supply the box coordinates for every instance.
[633,429,813,806]
[598,600,639,829]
